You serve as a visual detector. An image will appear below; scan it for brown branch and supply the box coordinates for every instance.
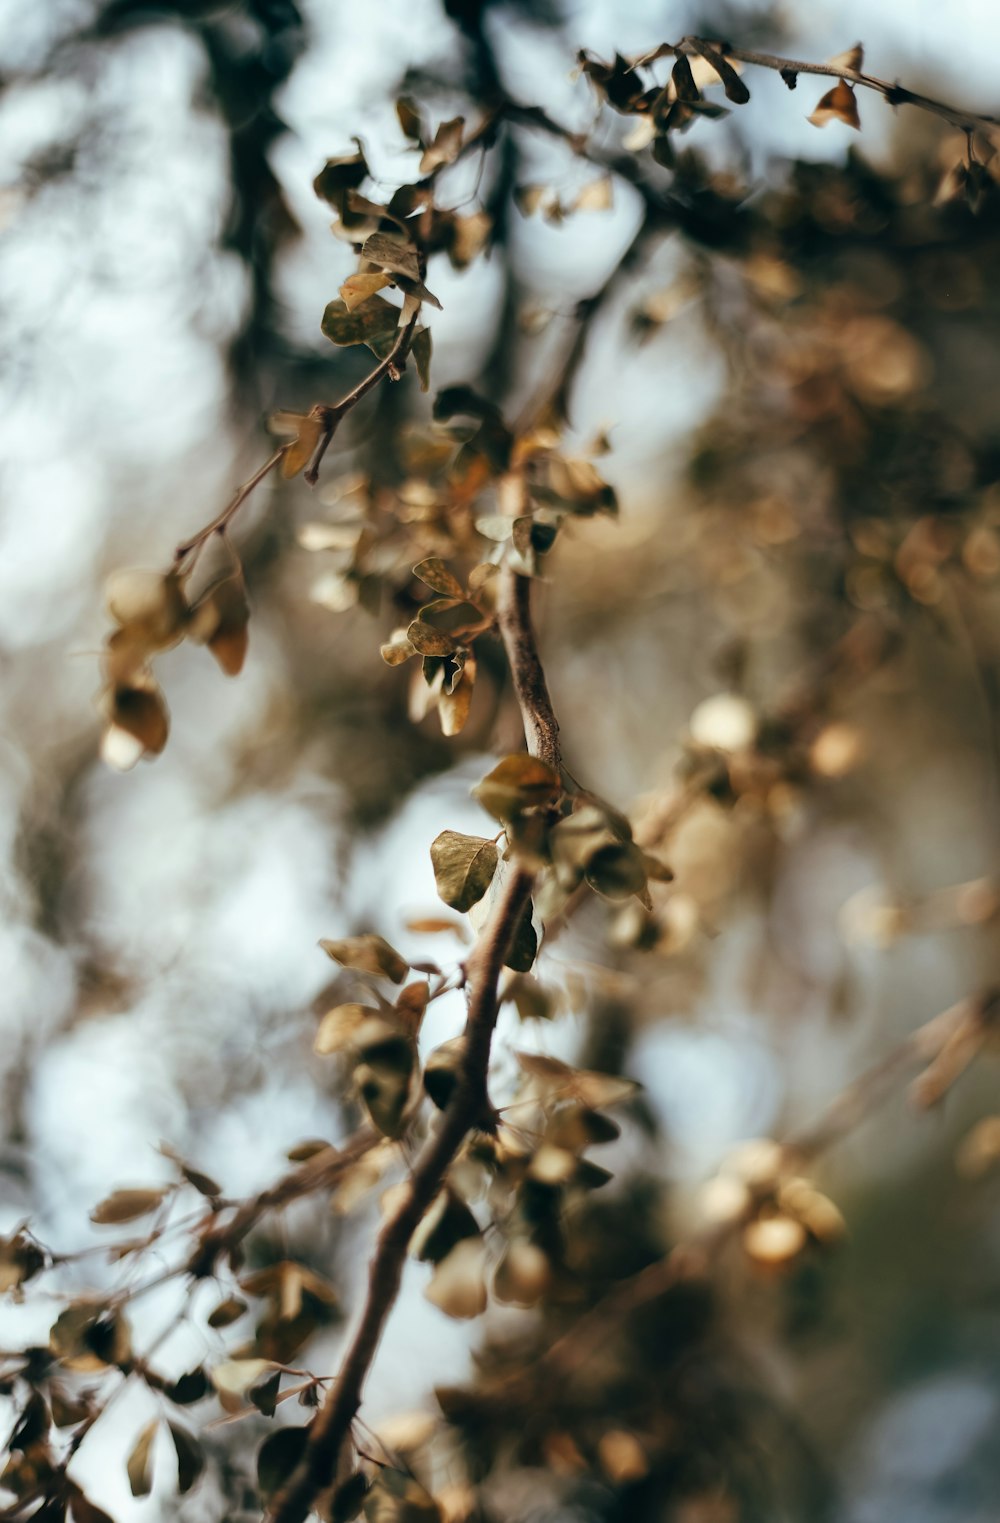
[495,568,561,772]
[174,447,286,566]
[303,312,419,485]
[668,37,1000,136]
[267,566,558,1523]
[172,313,421,568]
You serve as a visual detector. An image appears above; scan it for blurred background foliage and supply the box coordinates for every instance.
[1,1,999,1520]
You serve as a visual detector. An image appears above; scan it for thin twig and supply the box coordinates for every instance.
[172,313,420,569]
[266,567,559,1523]
[303,313,419,485]
[174,448,286,566]
[670,37,1000,136]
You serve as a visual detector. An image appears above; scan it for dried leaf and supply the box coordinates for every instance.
[364,1469,442,1523]
[105,568,187,645]
[395,980,430,1035]
[423,1037,464,1112]
[249,1368,282,1417]
[362,232,421,283]
[473,755,561,823]
[355,1059,412,1139]
[313,146,368,205]
[381,629,418,666]
[0,1231,44,1292]
[439,654,476,737]
[68,1485,116,1523]
[274,412,324,479]
[126,1419,158,1498]
[743,1213,807,1267]
[101,673,170,765]
[168,1422,204,1495]
[808,79,861,129]
[341,272,392,311]
[419,116,464,174]
[207,1295,247,1329]
[396,96,424,144]
[515,1052,638,1109]
[192,574,250,676]
[212,1358,275,1403]
[411,1190,481,1264]
[413,558,464,598]
[407,620,456,657]
[319,935,409,984]
[315,1002,378,1056]
[321,295,401,353]
[430,831,498,912]
[493,1240,551,1306]
[424,1237,487,1320]
[90,1187,168,1226]
[257,1425,310,1504]
[826,43,864,72]
[412,326,433,392]
[689,42,750,103]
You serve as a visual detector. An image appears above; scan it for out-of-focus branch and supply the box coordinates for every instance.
[267,567,559,1523]
[484,990,996,1402]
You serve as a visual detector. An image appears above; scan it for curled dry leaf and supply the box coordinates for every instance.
[189,573,250,676]
[439,652,476,737]
[419,115,464,174]
[169,1422,205,1495]
[100,671,170,769]
[105,568,188,648]
[808,79,861,129]
[473,754,562,823]
[826,43,864,72]
[412,557,465,598]
[341,271,392,311]
[314,1002,379,1056]
[271,411,325,479]
[90,1186,169,1225]
[381,629,418,665]
[319,934,409,984]
[424,1236,488,1319]
[396,95,424,144]
[126,1419,159,1498]
[493,1239,552,1306]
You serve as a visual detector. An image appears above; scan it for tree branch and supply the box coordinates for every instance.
[267,565,558,1523]
[675,38,1000,136]
[495,568,561,772]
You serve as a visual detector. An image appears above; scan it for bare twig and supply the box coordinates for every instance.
[303,313,419,485]
[172,313,420,570]
[266,567,559,1523]
[174,448,286,567]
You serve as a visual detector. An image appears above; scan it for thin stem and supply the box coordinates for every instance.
[174,448,286,567]
[266,566,559,1523]
[172,312,421,571]
[303,313,419,485]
